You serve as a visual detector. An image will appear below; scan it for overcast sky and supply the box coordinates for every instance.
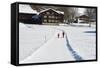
[78,8,86,15]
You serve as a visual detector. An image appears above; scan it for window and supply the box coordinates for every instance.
[49,16,52,18]
[47,12,50,14]
[56,20,58,22]
[52,12,54,15]
[44,20,47,22]
[52,20,54,22]
[56,17,58,19]
[52,16,55,18]
[49,16,51,18]
[49,20,52,22]
[44,16,47,18]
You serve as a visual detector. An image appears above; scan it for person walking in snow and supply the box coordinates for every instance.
[58,33,60,38]
[62,31,65,38]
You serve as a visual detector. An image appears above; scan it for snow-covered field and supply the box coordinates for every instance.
[19,22,96,64]
[54,25,96,60]
[19,23,58,61]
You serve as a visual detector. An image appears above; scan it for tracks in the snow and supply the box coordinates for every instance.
[54,27,83,61]
[65,34,83,61]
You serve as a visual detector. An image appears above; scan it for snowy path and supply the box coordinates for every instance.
[54,26,96,60]
[19,23,96,63]
[53,28,83,61]
[20,31,75,63]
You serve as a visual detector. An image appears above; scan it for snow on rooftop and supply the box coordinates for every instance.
[19,4,39,14]
[39,8,64,14]
[56,10,64,14]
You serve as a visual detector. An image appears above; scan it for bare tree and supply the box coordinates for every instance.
[57,7,78,24]
[85,8,96,27]
[68,8,78,24]
[56,7,70,23]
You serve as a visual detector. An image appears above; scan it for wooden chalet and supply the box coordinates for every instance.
[39,8,64,24]
[77,15,89,23]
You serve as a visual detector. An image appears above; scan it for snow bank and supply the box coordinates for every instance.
[19,23,58,62]
[71,23,96,28]
[59,24,68,26]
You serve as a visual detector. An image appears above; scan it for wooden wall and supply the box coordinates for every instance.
[39,9,64,23]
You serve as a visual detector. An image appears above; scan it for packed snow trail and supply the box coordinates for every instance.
[53,27,83,61]
[54,25,96,60]
[20,31,75,64]
[65,34,83,61]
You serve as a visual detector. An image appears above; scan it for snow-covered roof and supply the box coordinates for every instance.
[78,15,89,18]
[19,4,39,14]
[39,8,64,14]
[56,10,64,14]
